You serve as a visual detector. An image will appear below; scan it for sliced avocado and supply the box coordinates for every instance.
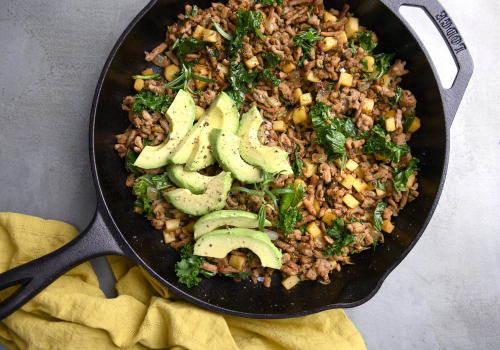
[185,93,240,171]
[237,106,293,175]
[193,210,271,239]
[134,90,195,169]
[210,129,262,184]
[166,171,233,216]
[194,228,282,269]
[166,163,214,194]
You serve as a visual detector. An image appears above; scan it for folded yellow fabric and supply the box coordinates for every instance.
[0,213,366,350]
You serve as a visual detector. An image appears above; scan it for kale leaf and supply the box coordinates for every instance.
[261,69,282,86]
[323,218,357,256]
[126,150,141,177]
[291,145,303,177]
[262,52,281,67]
[277,207,303,237]
[293,28,321,66]
[373,201,386,231]
[392,157,420,193]
[363,125,410,163]
[280,182,305,213]
[173,37,211,64]
[228,10,265,61]
[175,245,214,288]
[370,53,396,80]
[188,5,198,17]
[388,86,402,108]
[225,63,260,107]
[132,91,173,115]
[377,179,387,192]
[277,182,305,236]
[357,31,377,55]
[133,173,174,216]
[403,113,416,132]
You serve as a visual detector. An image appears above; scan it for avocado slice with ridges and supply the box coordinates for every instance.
[210,128,262,184]
[134,90,195,169]
[193,210,271,239]
[184,93,240,171]
[165,171,233,216]
[194,228,282,269]
[166,163,214,194]
[237,106,293,175]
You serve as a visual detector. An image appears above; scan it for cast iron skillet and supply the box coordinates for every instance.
[0,0,472,320]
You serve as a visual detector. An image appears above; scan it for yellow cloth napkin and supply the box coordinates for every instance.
[0,213,366,350]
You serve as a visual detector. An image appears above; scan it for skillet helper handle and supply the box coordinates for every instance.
[0,209,126,320]
[383,0,473,129]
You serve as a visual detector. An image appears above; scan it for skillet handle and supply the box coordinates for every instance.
[383,0,473,129]
[0,208,128,321]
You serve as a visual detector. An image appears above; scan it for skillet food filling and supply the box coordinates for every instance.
[114,0,421,289]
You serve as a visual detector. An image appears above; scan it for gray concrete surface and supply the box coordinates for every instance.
[0,0,498,349]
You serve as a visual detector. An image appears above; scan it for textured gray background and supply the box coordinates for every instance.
[1,0,499,349]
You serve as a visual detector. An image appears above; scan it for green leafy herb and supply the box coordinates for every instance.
[212,20,233,41]
[175,245,213,288]
[133,173,174,216]
[277,207,304,237]
[392,157,420,193]
[132,91,173,115]
[293,28,321,66]
[403,113,416,132]
[280,182,305,213]
[360,58,368,71]
[388,86,402,107]
[262,52,281,67]
[209,49,220,59]
[260,68,282,86]
[310,102,346,156]
[277,182,305,236]
[228,10,265,61]
[323,218,357,256]
[291,146,303,177]
[126,151,141,177]
[357,31,377,55]
[377,179,387,192]
[246,253,253,261]
[347,39,358,56]
[368,53,396,80]
[173,37,211,63]
[132,74,160,80]
[373,201,386,231]
[224,271,252,279]
[187,5,198,17]
[142,137,156,147]
[225,63,260,107]
[363,125,410,163]
[298,224,307,234]
[372,239,379,249]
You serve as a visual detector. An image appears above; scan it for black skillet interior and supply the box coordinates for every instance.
[93,0,448,317]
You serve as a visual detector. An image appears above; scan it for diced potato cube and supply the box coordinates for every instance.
[407,173,416,189]
[193,64,210,90]
[341,174,356,189]
[217,63,229,76]
[303,158,318,178]
[362,98,374,114]
[306,221,321,238]
[355,168,364,181]
[324,12,337,23]
[292,106,308,124]
[362,56,375,72]
[295,179,306,188]
[382,220,395,233]
[195,106,205,121]
[164,219,181,233]
[164,64,180,82]
[314,235,327,249]
[353,178,369,193]
[363,211,373,221]
[382,74,391,87]
[385,110,396,119]
[229,255,246,270]
[408,117,421,133]
[173,211,187,220]
[385,117,396,132]
[339,72,353,87]
[293,88,303,104]
[202,29,219,43]
[134,79,145,92]
[245,56,259,69]
[300,93,313,106]
[313,199,321,214]
[273,120,287,132]
[282,275,300,290]
[340,31,348,43]
[184,221,196,233]
[306,71,321,83]
[141,68,154,75]
[163,231,176,244]
[194,78,209,90]
[343,194,360,208]
[345,159,358,171]
[323,37,338,51]
[322,209,336,226]
[192,25,205,39]
[283,62,296,73]
[345,17,359,38]
[375,188,386,196]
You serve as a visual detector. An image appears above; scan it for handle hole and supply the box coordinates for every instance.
[400,5,458,89]
[0,284,22,303]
